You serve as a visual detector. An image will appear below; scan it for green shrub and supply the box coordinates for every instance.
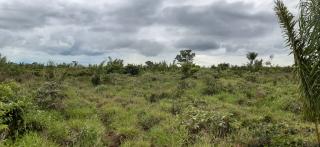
[202,78,224,95]
[137,111,162,131]
[91,74,101,86]
[101,73,126,85]
[240,119,306,146]
[177,79,194,90]
[35,82,66,110]
[180,107,234,140]
[253,59,263,70]
[217,63,230,70]
[105,57,124,74]
[147,92,170,103]
[181,63,199,79]
[98,105,123,126]
[124,64,140,76]
[66,119,104,146]
[0,82,30,139]
[24,110,69,143]
[245,74,257,83]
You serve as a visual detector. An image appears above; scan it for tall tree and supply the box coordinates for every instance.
[175,49,195,64]
[246,52,258,66]
[175,49,198,79]
[275,0,320,144]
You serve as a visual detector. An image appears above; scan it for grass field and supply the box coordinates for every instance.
[0,61,318,147]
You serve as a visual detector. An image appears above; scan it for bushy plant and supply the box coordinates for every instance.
[105,57,124,74]
[175,50,199,79]
[175,50,195,63]
[217,63,230,70]
[181,63,199,79]
[145,61,154,67]
[137,111,162,131]
[241,119,304,146]
[0,82,30,139]
[148,61,170,72]
[202,77,224,95]
[91,74,101,86]
[66,119,104,146]
[246,52,258,66]
[35,81,66,110]
[102,73,127,85]
[180,107,234,140]
[254,59,263,70]
[147,92,171,103]
[124,64,140,76]
[245,74,257,83]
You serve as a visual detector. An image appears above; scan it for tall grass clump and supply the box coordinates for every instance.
[275,0,320,144]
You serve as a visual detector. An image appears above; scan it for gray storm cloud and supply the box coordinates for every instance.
[0,0,298,65]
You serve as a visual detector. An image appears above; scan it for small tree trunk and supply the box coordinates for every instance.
[315,121,320,146]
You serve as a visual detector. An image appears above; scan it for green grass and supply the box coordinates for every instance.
[0,66,317,146]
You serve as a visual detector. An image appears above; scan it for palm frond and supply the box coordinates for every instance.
[275,0,320,122]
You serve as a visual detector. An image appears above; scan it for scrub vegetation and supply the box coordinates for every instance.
[0,49,318,146]
[1,0,320,146]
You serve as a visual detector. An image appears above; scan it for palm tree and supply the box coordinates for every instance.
[275,0,320,144]
[246,52,258,66]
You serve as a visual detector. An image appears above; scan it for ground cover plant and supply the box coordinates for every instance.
[0,48,319,146]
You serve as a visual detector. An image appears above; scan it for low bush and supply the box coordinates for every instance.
[66,119,104,146]
[202,77,224,95]
[241,119,306,146]
[124,64,140,76]
[181,63,199,79]
[35,81,67,110]
[105,58,124,74]
[180,107,234,140]
[137,111,162,131]
[245,74,258,83]
[0,82,30,139]
[217,63,230,70]
[147,92,171,103]
[101,73,126,85]
[91,74,101,86]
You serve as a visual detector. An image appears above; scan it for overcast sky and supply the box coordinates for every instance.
[0,0,298,66]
